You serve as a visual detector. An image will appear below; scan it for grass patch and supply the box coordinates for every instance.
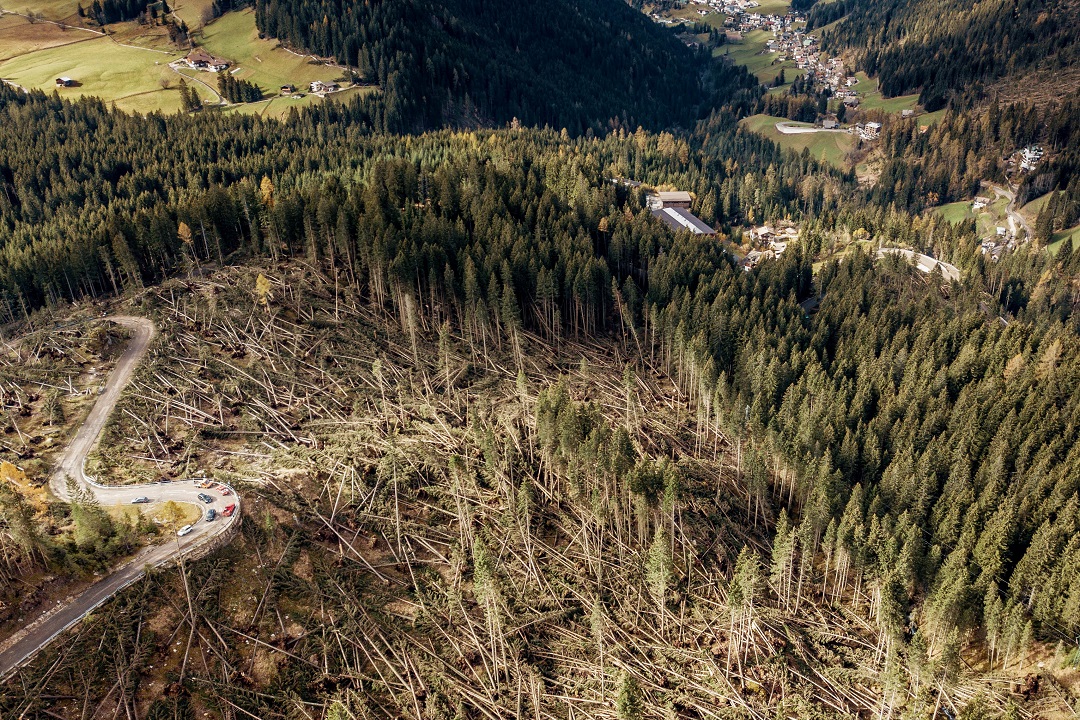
[935,201,973,225]
[1018,192,1052,228]
[861,92,919,114]
[0,16,97,62]
[918,109,946,127]
[10,0,84,21]
[751,0,792,14]
[851,73,919,114]
[933,195,1012,238]
[219,84,375,119]
[0,34,186,112]
[169,0,216,29]
[197,9,349,97]
[740,113,853,169]
[716,29,784,82]
[1047,225,1080,255]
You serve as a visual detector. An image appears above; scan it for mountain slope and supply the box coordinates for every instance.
[809,0,1080,109]
[253,0,759,132]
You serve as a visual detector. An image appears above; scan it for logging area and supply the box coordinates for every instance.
[0,318,190,638]
[0,262,1070,719]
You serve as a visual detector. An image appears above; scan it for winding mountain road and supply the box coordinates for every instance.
[0,317,241,681]
[988,183,1030,239]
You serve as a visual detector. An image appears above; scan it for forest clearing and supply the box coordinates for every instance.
[3,256,1077,718]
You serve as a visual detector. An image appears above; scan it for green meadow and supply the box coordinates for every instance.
[740,113,853,169]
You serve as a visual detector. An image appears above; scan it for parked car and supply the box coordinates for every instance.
[195,479,213,488]
[205,508,217,522]
[158,477,171,483]
[131,496,151,504]
[217,486,231,495]
[177,525,194,537]
[197,493,214,504]
[222,503,236,517]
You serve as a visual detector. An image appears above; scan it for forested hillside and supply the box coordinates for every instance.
[4,94,1080,713]
[0,83,840,312]
[4,23,1080,712]
[807,0,1080,111]
[252,0,760,132]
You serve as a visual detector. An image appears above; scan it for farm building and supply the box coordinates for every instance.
[309,81,340,94]
[184,49,229,71]
[646,191,692,211]
[55,77,74,87]
[651,207,716,236]
[280,85,296,95]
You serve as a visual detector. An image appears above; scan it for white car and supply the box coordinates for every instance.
[177,525,194,537]
[131,496,150,504]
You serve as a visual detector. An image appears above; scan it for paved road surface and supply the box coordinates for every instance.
[0,317,241,681]
[988,183,1030,239]
[878,248,961,283]
[775,121,850,135]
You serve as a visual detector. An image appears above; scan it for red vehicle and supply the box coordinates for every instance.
[217,486,231,495]
[222,503,236,517]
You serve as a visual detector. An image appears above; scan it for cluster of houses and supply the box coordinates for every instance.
[981,226,1017,260]
[308,80,341,95]
[648,0,767,25]
[741,225,798,270]
[970,197,1020,260]
[1019,145,1043,172]
[182,49,229,72]
[762,25,818,68]
[639,186,809,272]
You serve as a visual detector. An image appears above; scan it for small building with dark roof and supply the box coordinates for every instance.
[647,190,693,211]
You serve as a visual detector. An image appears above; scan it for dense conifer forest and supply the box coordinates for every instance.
[252,0,761,132]
[807,0,1080,111]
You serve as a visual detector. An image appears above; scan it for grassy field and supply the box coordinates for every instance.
[861,91,919,114]
[0,15,100,61]
[850,72,919,114]
[0,33,190,113]
[1019,192,1052,227]
[221,85,374,120]
[717,29,793,83]
[197,9,349,96]
[935,201,973,225]
[8,0,84,22]
[752,0,792,14]
[740,113,853,169]
[0,7,375,115]
[935,195,1015,239]
[168,0,215,29]
[918,108,946,127]
[1048,226,1080,254]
